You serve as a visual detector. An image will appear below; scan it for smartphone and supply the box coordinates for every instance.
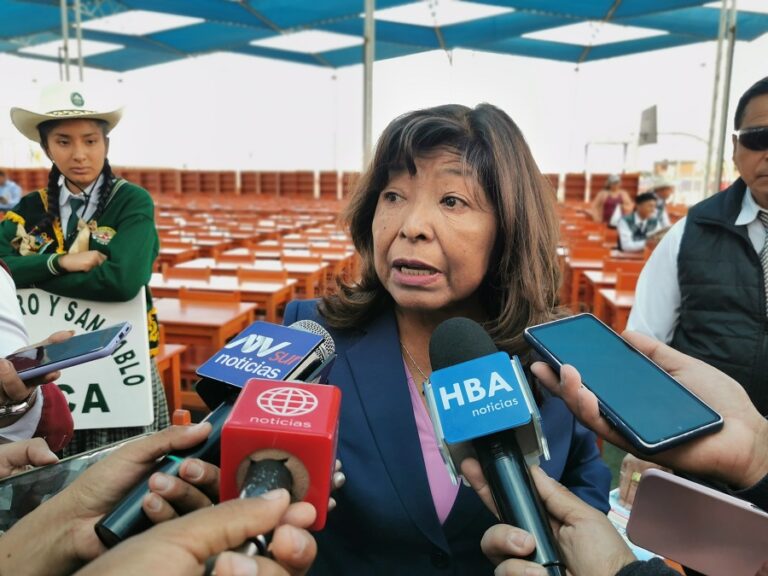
[523,313,723,454]
[5,321,132,381]
[0,434,146,532]
[627,469,768,576]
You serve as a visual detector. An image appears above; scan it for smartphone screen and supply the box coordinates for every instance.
[5,322,131,380]
[0,434,146,532]
[524,314,722,452]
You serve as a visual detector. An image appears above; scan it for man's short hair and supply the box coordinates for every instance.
[734,76,768,130]
[635,192,657,205]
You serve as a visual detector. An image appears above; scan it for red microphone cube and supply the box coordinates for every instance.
[220,378,341,530]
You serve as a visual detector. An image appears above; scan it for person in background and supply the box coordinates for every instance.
[284,103,610,575]
[468,330,768,576]
[650,178,675,229]
[617,192,663,253]
[628,76,768,414]
[591,174,634,227]
[0,82,168,455]
[0,170,22,212]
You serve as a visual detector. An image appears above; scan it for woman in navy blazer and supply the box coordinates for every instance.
[286,104,610,575]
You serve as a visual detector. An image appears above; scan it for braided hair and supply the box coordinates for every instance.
[36,119,115,233]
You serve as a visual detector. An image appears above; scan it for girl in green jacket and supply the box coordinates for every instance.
[0,82,169,455]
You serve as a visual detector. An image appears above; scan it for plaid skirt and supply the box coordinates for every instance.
[61,358,170,457]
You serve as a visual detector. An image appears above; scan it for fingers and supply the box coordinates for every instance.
[460,457,499,518]
[529,467,595,526]
[43,330,75,345]
[0,437,58,477]
[480,523,535,566]
[269,524,318,576]
[493,558,554,576]
[153,489,293,558]
[142,459,220,523]
[280,502,316,530]
[532,362,630,451]
[115,422,213,467]
[0,359,32,402]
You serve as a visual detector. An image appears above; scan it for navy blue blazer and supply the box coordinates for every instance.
[285,300,610,576]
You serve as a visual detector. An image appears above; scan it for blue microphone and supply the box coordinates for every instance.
[425,318,565,576]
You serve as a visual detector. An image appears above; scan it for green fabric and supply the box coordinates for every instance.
[0,179,158,303]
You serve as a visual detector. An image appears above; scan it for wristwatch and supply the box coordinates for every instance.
[0,388,38,418]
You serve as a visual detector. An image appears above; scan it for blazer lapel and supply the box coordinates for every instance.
[343,309,449,551]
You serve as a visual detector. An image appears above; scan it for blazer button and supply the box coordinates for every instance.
[430,549,451,569]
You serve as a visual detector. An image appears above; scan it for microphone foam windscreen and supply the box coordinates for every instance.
[429,317,498,370]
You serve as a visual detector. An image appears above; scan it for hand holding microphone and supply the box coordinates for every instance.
[463,463,636,576]
[424,318,565,575]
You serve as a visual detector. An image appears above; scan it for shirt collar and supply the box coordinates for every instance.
[58,173,103,208]
[735,187,765,226]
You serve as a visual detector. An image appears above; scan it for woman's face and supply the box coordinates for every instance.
[372,150,498,319]
[44,119,108,192]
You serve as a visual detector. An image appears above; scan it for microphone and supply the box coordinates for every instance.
[94,320,336,548]
[424,318,565,576]
[219,374,341,530]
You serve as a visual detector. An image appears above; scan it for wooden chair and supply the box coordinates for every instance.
[280,254,323,265]
[178,287,241,303]
[153,325,186,413]
[615,270,641,292]
[570,245,611,261]
[236,268,288,284]
[162,264,212,282]
[603,259,645,274]
[214,251,255,265]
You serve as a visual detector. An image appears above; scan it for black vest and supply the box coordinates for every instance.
[671,179,768,414]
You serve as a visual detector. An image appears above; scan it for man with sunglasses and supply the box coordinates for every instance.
[628,76,768,415]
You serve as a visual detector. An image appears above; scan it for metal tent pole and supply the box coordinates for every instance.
[714,0,738,193]
[59,0,71,81]
[363,0,375,169]
[74,0,84,80]
[703,0,729,197]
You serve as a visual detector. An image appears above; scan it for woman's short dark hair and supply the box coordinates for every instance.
[320,103,562,356]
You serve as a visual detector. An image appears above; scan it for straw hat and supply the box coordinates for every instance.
[10,82,123,143]
[606,173,621,185]
[651,177,674,190]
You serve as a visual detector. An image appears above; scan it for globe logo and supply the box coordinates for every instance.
[257,387,319,416]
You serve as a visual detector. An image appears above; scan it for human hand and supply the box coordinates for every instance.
[463,460,635,576]
[58,250,107,272]
[75,489,318,576]
[142,456,221,524]
[0,423,222,576]
[0,437,59,479]
[0,330,74,427]
[531,331,768,489]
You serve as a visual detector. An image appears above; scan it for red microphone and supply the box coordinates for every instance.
[220,377,341,530]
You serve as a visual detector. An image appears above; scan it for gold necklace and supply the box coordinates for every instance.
[400,342,429,382]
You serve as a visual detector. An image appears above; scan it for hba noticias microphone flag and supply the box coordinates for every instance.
[428,351,531,444]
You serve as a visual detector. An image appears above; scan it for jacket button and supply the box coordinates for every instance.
[431,549,451,569]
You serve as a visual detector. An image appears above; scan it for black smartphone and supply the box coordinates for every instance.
[523,313,723,454]
[5,321,132,381]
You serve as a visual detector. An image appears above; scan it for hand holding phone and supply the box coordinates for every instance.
[524,314,722,454]
[5,322,132,381]
[530,328,768,490]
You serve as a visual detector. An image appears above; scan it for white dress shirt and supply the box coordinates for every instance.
[617,212,664,253]
[59,174,103,237]
[0,268,43,440]
[627,188,767,343]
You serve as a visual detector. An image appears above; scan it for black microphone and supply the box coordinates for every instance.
[426,318,566,575]
[95,319,336,548]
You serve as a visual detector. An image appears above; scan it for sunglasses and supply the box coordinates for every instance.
[733,126,768,151]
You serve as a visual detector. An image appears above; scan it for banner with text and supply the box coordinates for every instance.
[16,288,154,429]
